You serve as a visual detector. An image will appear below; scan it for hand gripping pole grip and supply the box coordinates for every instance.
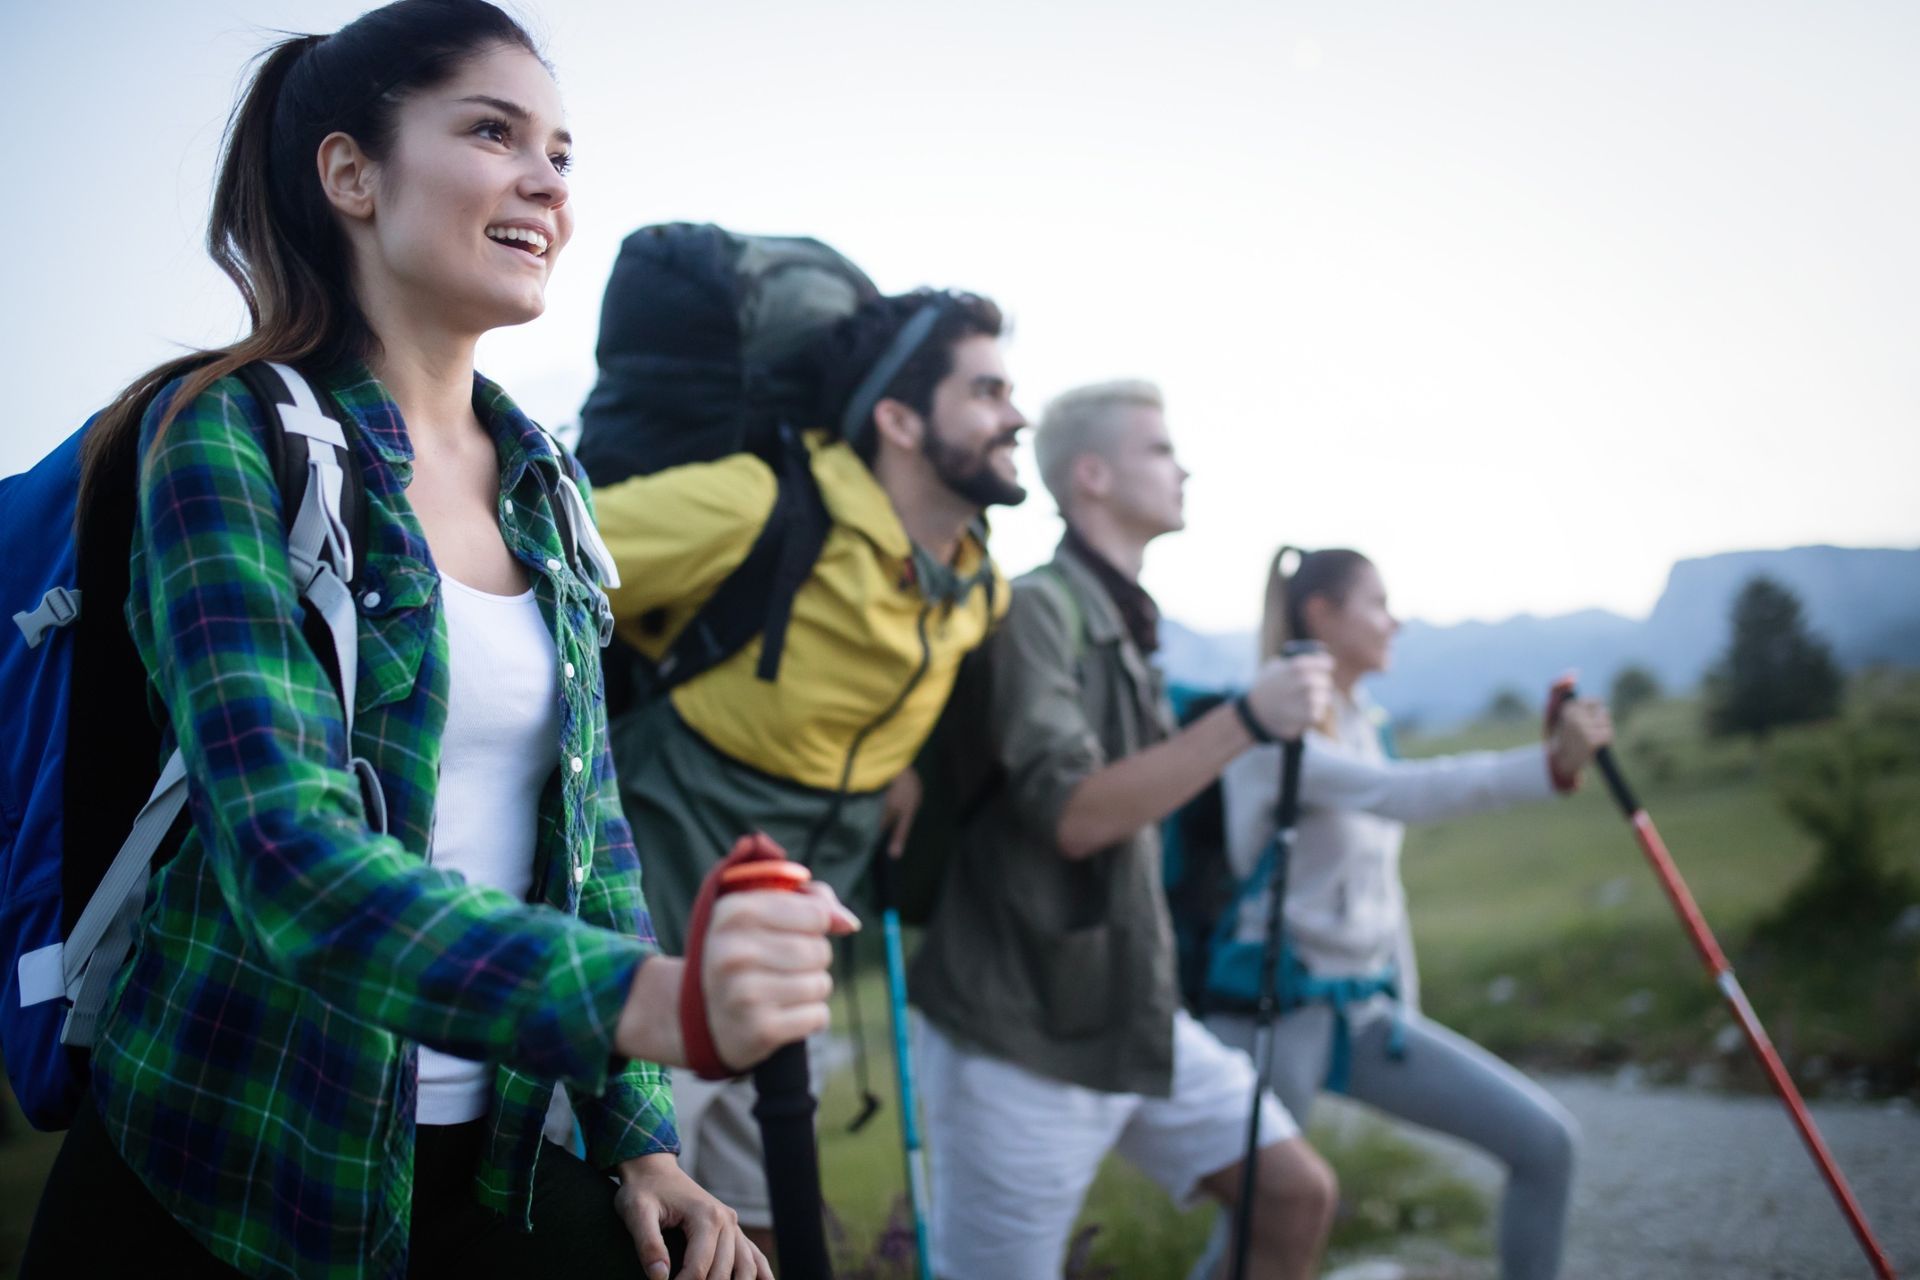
[678,833,812,1080]
[677,833,837,1279]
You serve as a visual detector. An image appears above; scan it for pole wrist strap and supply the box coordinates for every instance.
[679,834,795,1080]
[1234,693,1277,745]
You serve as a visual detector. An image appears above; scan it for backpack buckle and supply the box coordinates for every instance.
[13,586,82,648]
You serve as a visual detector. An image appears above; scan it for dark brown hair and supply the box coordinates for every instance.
[79,0,541,513]
[812,288,1005,463]
[1259,546,1374,660]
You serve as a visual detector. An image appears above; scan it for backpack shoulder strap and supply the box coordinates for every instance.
[58,362,385,1049]
[535,425,623,595]
[654,424,830,689]
[1025,562,1088,661]
[236,362,368,730]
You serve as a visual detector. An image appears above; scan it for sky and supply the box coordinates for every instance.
[6,0,1917,632]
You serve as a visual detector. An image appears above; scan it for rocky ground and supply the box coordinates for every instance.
[1318,1072,1918,1280]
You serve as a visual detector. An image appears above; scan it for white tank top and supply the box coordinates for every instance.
[416,574,563,1126]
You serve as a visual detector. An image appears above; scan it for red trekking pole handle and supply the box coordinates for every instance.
[679,834,835,1280]
[1563,682,1897,1279]
[1543,674,1581,794]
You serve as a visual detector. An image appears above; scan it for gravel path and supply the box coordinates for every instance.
[1321,1073,1919,1279]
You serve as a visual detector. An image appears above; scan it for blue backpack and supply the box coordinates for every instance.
[1,363,371,1130]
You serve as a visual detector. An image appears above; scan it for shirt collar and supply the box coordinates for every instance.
[806,432,912,560]
[320,363,563,485]
[1059,525,1162,656]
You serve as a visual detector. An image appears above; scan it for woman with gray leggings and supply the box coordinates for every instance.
[1193,547,1613,1280]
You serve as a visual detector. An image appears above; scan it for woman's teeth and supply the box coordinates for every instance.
[486,225,549,256]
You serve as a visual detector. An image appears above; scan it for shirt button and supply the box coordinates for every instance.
[503,499,515,516]
[361,590,382,609]
[570,756,584,774]
[546,557,563,573]
[573,863,588,884]
[564,661,576,679]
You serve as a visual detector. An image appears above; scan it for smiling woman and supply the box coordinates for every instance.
[16,3,849,1278]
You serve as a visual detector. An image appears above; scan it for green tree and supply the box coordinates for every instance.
[1609,664,1662,725]
[1703,575,1842,740]
[1758,729,1915,940]
[1483,687,1530,723]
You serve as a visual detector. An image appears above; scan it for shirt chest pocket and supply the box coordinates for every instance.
[352,557,441,715]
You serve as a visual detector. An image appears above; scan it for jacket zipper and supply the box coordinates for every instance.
[800,599,935,865]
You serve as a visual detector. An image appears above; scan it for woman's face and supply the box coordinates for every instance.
[348,44,573,337]
[1309,562,1398,676]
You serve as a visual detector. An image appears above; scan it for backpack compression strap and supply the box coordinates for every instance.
[47,363,378,1049]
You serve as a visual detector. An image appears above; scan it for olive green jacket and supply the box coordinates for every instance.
[909,547,1180,1096]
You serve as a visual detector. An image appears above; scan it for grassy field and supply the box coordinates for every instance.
[1400,680,1920,1098]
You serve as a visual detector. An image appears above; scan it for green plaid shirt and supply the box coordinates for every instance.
[92,365,676,1280]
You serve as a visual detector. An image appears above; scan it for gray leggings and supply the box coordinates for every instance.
[1198,1004,1578,1280]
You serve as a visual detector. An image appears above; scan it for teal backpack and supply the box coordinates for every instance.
[1163,683,1406,1092]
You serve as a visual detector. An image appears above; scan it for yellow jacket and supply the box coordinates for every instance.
[592,433,1007,793]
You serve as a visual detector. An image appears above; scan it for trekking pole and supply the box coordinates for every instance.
[873,848,934,1280]
[704,841,836,1280]
[839,934,883,1134]
[1551,678,1897,1280]
[1230,639,1322,1280]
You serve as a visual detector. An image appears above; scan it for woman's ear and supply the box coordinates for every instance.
[316,130,377,221]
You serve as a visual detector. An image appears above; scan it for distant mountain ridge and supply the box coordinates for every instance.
[1158,545,1920,729]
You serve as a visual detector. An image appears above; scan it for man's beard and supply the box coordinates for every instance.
[925,425,1027,509]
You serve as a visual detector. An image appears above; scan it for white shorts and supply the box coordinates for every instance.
[917,1009,1298,1280]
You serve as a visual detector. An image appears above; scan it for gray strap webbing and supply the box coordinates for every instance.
[553,473,622,589]
[304,562,360,735]
[274,361,355,590]
[57,752,188,1047]
[41,364,382,1046]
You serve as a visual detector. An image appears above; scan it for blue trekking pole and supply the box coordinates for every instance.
[1229,640,1321,1280]
[872,848,934,1280]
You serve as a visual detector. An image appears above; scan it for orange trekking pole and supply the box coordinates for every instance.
[1551,678,1896,1279]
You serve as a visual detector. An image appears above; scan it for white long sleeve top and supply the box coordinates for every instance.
[1220,687,1555,1006]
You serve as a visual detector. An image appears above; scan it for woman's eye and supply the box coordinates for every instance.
[550,152,573,175]
[474,118,510,144]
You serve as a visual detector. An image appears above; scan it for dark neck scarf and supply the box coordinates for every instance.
[1061,525,1161,657]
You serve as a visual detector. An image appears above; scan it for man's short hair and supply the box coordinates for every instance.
[1034,380,1164,511]
[811,289,1005,461]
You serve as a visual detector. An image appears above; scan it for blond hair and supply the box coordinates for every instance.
[1034,379,1164,514]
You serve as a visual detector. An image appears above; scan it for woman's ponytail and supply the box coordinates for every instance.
[1257,545,1374,661]
[79,34,331,516]
[1259,545,1305,662]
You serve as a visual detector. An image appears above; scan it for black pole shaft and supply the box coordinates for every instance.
[752,1041,832,1279]
[1594,745,1641,817]
[1229,734,1305,1280]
